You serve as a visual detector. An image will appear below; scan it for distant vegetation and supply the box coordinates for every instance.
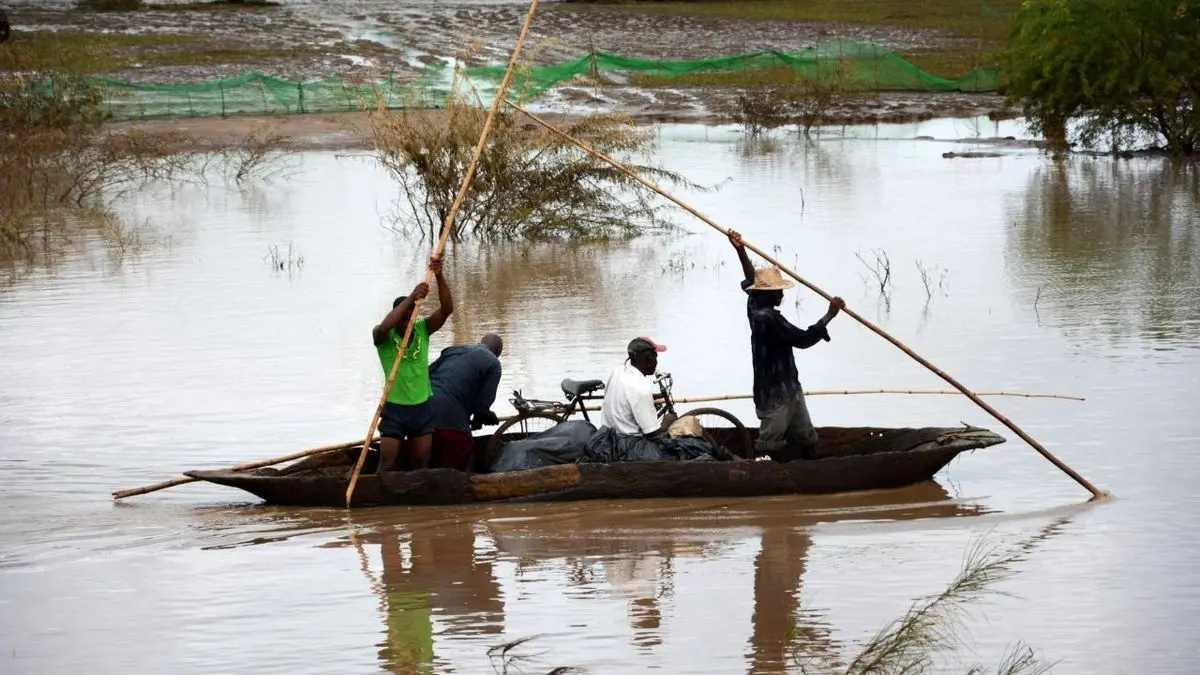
[999,0,1200,156]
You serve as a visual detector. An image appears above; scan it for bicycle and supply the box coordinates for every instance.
[486,371,754,462]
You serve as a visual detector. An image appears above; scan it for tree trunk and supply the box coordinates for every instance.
[1043,115,1069,153]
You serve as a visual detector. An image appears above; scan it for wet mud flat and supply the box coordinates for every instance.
[6,0,1014,132]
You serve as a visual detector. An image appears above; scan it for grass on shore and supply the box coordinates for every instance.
[560,0,1020,80]
[0,31,308,75]
[151,1,282,12]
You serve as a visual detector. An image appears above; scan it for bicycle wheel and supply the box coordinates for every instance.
[485,412,567,466]
[678,407,755,460]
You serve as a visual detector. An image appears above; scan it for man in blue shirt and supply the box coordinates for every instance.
[427,333,503,470]
[728,231,844,461]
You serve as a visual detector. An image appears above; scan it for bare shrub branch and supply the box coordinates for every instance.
[729,59,872,138]
[368,52,709,243]
[915,259,949,305]
[1,73,300,266]
[856,248,892,307]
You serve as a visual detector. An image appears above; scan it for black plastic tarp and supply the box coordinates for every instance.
[579,426,736,464]
[490,421,737,473]
[488,420,596,473]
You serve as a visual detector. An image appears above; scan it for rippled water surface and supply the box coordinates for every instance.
[3,118,1199,674]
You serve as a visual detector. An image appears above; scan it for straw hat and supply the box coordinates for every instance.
[747,267,794,291]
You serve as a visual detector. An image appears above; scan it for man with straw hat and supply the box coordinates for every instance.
[728,232,845,460]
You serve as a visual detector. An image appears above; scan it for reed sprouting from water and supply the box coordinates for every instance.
[470,530,1062,675]
[483,533,1057,675]
[842,543,1049,674]
[790,533,1057,675]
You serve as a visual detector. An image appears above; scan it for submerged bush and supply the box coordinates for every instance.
[0,74,184,261]
[0,73,292,265]
[731,60,868,137]
[369,61,706,243]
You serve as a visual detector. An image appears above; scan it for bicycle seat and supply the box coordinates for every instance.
[561,378,605,399]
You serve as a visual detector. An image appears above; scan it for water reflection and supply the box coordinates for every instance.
[207,484,992,672]
[481,485,987,672]
[445,240,664,346]
[339,513,504,673]
[368,521,503,674]
[6,125,1200,674]
[751,527,834,674]
[1006,159,1200,348]
[731,134,855,196]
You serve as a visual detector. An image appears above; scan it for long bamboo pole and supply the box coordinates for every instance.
[508,101,1106,500]
[344,0,543,507]
[681,389,1085,403]
[111,438,372,500]
[556,390,1083,415]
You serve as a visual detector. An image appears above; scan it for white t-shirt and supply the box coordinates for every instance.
[600,363,659,435]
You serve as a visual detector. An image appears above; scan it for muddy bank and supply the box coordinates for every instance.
[6,1,958,81]
[110,94,1017,151]
[6,0,1016,130]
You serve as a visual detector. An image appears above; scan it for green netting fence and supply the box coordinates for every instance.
[87,39,999,121]
[472,39,999,99]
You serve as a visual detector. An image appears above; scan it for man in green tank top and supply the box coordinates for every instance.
[372,254,454,473]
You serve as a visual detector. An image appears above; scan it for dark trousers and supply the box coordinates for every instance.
[755,390,819,461]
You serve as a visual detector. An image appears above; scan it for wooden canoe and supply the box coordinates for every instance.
[183,425,1005,508]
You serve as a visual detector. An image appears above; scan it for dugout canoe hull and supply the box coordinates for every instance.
[184,425,1004,508]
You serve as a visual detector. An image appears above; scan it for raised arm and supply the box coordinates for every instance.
[728,230,755,281]
[372,282,428,346]
[425,253,453,335]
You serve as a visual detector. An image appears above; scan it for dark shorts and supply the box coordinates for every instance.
[379,401,435,440]
[755,390,819,460]
[432,429,474,471]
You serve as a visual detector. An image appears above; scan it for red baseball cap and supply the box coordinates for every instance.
[627,336,667,354]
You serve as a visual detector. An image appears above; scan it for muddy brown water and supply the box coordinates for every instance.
[2,118,1199,673]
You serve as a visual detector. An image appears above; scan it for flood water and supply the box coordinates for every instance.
[2,118,1199,674]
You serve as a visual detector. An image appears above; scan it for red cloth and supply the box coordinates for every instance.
[432,429,473,471]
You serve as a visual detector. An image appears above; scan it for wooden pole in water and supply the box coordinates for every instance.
[507,101,1106,500]
[111,438,373,500]
[343,0,543,507]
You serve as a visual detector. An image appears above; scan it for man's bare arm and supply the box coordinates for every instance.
[372,283,428,346]
[728,230,755,280]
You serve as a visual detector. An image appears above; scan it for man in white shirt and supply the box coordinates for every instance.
[600,337,675,436]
